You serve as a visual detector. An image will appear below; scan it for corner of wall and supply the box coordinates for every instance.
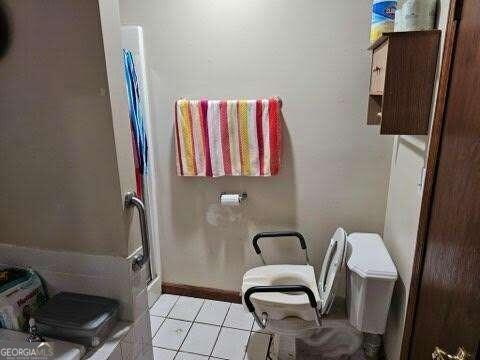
[98,0,141,258]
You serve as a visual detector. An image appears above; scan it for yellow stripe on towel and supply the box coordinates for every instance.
[179,100,195,175]
[238,100,250,175]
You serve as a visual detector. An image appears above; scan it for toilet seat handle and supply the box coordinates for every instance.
[252,231,310,265]
[244,285,322,327]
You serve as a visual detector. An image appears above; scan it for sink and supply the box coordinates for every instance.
[0,328,86,360]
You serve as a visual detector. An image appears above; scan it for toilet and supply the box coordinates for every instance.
[242,228,397,358]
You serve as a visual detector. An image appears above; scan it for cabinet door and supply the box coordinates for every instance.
[370,41,388,95]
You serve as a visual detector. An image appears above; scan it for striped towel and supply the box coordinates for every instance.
[175,98,282,177]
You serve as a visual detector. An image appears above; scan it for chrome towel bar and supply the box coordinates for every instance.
[125,191,150,271]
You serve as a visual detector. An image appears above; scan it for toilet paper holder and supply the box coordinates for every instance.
[219,192,248,204]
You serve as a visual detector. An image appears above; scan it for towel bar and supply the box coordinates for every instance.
[177,96,283,108]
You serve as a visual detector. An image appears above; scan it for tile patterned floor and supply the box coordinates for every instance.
[150,295,272,360]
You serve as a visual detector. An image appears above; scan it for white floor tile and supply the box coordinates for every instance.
[153,348,176,360]
[245,332,271,360]
[152,318,191,350]
[151,294,179,317]
[151,316,165,337]
[223,303,254,330]
[175,352,209,360]
[180,323,220,355]
[195,300,230,325]
[212,327,250,360]
[168,296,205,321]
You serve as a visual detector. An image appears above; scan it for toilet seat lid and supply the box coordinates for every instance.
[318,228,347,314]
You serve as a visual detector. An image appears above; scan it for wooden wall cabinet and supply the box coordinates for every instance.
[367,31,441,135]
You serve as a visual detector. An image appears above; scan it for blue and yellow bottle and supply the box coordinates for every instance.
[371,0,397,43]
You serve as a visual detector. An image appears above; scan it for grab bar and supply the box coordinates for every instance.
[125,191,150,271]
[252,231,310,265]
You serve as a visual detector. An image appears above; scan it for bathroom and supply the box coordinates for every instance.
[1,0,479,359]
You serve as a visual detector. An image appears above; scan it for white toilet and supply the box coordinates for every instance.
[241,228,397,358]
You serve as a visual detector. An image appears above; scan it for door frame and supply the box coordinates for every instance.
[400,0,462,358]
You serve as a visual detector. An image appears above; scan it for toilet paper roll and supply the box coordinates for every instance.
[220,193,242,206]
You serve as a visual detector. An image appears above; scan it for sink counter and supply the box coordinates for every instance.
[0,322,133,360]
[0,328,85,360]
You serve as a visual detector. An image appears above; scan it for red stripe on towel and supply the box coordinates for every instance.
[256,100,264,176]
[174,102,184,176]
[269,98,280,175]
[200,99,212,177]
[219,100,232,175]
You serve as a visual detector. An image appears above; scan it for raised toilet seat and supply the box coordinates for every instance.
[242,229,398,359]
[242,228,347,331]
[242,264,320,322]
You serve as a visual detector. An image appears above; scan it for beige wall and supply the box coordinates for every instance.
[119,0,393,291]
[382,1,451,358]
[0,0,138,257]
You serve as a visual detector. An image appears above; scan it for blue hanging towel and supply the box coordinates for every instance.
[122,49,148,176]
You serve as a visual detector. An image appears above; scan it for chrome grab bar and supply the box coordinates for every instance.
[125,191,150,271]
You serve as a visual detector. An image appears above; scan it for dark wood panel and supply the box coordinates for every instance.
[408,0,480,357]
[381,31,441,134]
[400,2,459,359]
[162,282,242,304]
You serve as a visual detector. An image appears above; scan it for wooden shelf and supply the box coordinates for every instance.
[367,30,441,135]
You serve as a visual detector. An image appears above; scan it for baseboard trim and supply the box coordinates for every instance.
[162,282,241,304]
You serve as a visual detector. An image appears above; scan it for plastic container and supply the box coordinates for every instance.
[402,0,436,31]
[34,292,119,348]
[370,0,397,43]
[0,267,47,331]
[394,4,405,31]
